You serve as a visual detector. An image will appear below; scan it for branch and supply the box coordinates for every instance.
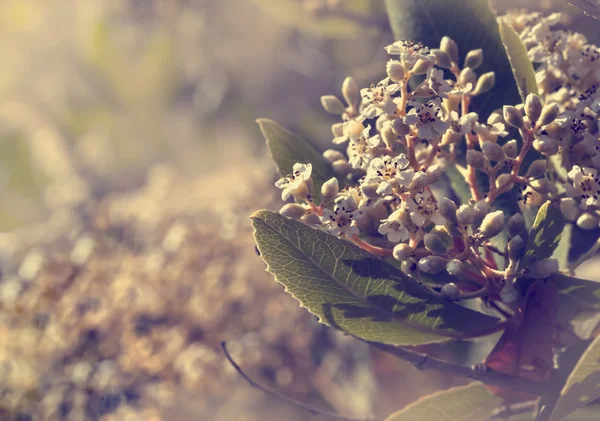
[368,341,549,396]
[220,342,373,421]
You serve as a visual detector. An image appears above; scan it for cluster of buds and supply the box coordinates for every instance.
[273,12,600,305]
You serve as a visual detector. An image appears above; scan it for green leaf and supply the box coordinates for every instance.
[251,210,500,346]
[499,18,539,102]
[552,224,572,270]
[550,273,600,332]
[548,336,600,421]
[384,0,520,118]
[518,201,565,271]
[257,118,337,205]
[443,165,471,206]
[384,383,502,421]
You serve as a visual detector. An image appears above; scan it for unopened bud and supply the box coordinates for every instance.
[479,210,505,240]
[302,212,321,225]
[426,165,443,183]
[459,67,477,86]
[411,58,434,75]
[280,203,307,219]
[401,258,420,277]
[526,160,547,178]
[488,111,504,126]
[321,178,339,205]
[538,103,559,126]
[441,283,461,301]
[503,105,525,129]
[473,72,495,95]
[321,95,345,115]
[418,256,448,274]
[530,178,557,194]
[393,243,414,261]
[430,48,452,68]
[502,139,518,158]
[323,149,346,163]
[533,136,559,156]
[332,122,344,138]
[332,159,351,176]
[500,282,519,304]
[424,233,448,254]
[438,197,458,223]
[360,183,380,199]
[525,94,542,123]
[507,214,526,238]
[391,118,410,135]
[456,204,474,225]
[527,259,559,279]
[440,36,459,65]
[464,49,483,70]
[342,77,360,108]
[482,140,506,161]
[386,60,405,83]
[576,213,599,230]
[507,235,526,261]
[446,259,464,276]
[466,150,486,168]
[560,198,579,222]
[496,173,514,190]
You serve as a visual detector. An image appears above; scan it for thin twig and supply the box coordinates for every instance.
[488,400,538,420]
[221,342,373,421]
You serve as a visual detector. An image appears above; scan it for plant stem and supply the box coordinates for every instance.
[351,235,394,257]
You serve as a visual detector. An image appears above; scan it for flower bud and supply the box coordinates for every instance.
[507,235,526,262]
[482,140,506,161]
[418,256,449,274]
[576,213,599,230]
[332,159,351,176]
[459,67,477,86]
[323,149,345,163]
[391,118,410,135]
[488,110,504,126]
[464,49,483,70]
[441,283,460,301]
[503,105,525,129]
[411,58,434,75]
[280,203,307,219]
[446,259,464,276]
[466,150,486,168]
[527,259,559,279]
[424,233,448,254]
[321,95,345,115]
[401,258,420,277]
[507,214,526,238]
[500,281,519,304]
[560,198,579,222]
[393,243,414,261]
[342,77,360,108]
[360,183,380,199]
[533,136,559,156]
[530,178,557,194]
[438,197,458,223]
[479,210,505,240]
[525,94,542,123]
[502,139,518,158]
[386,60,405,83]
[426,165,443,183]
[496,173,514,190]
[526,160,547,178]
[472,72,495,95]
[321,178,339,205]
[302,212,321,225]
[456,204,474,225]
[440,36,459,65]
[430,48,452,68]
[538,103,559,126]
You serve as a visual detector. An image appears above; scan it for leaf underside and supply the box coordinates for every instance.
[251,210,499,346]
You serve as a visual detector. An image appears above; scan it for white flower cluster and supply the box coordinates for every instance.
[274,13,600,302]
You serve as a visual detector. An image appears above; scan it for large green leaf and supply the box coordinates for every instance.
[384,383,502,421]
[553,224,572,270]
[384,0,520,118]
[257,119,337,205]
[518,201,565,271]
[551,273,600,333]
[548,336,600,421]
[499,18,539,102]
[251,210,500,346]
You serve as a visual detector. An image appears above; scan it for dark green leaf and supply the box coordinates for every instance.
[257,118,337,204]
[443,165,471,206]
[499,18,539,102]
[550,273,600,333]
[548,336,600,421]
[553,224,572,270]
[252,210,500,346]
[384,0,520,118]
[384,383,502,421]
[518,201,565,271]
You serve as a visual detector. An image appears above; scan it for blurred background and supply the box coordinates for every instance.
[0,0,597,420]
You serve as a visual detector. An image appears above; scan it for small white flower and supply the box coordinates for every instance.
[333,119,368,145]
[347,139,375,170]
[427,68,452,98]
[385,40,431,68]
[378,209,410,243]
[567,165,600,208]
[404,190,446,227]
[275,163,312,201]
[448,111,477,135]
[363,154,415,195]
[360,78,399,118]
[320,199,362,238]
[404,99,449,140]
